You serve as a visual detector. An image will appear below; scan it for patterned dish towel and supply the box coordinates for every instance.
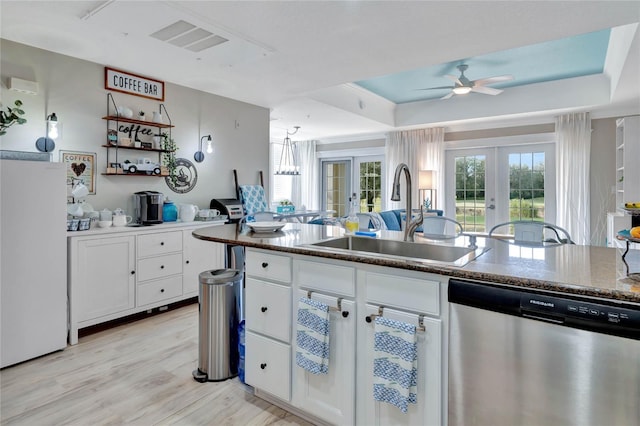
[239,185,268,216]
[296,297,330,374]
[373,316,418,413]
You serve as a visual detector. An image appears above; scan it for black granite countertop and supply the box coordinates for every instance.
[192,222,640,304]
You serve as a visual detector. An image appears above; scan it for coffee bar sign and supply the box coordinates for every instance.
[105,67,164,101]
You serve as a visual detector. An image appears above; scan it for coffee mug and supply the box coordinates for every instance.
[210,209,220,217]
[112,215,132,227]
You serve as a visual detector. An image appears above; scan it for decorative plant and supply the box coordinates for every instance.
[0,100,27,136]
[161,132,178,186]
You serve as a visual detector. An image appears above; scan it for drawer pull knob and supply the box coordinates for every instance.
[260,363,267,370]
[131,270,135,275]
[160,265,165,269]
[261,306,268,313]
[365,315,372,323]
[186,260,190,264]
[342,311,349,318]
[160,288,165,293]
[261,262,268,268]
[161,242,164,246]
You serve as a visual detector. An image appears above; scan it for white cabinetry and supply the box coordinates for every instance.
[358,269,443,426]
[73,235,136,323]
[244,250,446,426]
[182,229,224,295]
[615,116,640,207]
[244,249,292,401]
[68,224,224,344]
[291,259,356,425]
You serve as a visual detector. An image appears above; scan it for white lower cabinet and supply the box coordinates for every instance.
[291,289,356,425]
[68,224,224,344]
[182,229,224,295]
[75,235,136,323]
[244,250,446,426]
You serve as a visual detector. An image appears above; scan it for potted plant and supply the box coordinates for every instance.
[0,100,27,135]
[161,132,178,185]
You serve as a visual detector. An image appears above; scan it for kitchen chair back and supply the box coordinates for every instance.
[489,221,574,246]
[420,216,463,240]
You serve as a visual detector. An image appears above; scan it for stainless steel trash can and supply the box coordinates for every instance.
[192,269,241,382]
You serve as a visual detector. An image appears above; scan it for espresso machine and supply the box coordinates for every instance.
[133,191,164,225]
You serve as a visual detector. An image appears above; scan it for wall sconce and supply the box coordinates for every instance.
[419,170,436,210]
[35,112,61,152]
[194,134,212,162]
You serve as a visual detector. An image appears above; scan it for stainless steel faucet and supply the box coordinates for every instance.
[391,163,423,242]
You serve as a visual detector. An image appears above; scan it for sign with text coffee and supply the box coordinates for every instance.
[105,67,164,101]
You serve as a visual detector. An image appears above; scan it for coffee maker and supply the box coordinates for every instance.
[133,191,164,225]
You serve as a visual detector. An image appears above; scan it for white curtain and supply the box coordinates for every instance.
[555,112,591,245]
[292,140,319,210]
[385,128,445,211]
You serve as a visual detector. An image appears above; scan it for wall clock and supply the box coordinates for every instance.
[165,157,198,194]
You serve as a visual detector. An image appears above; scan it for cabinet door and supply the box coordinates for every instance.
[245,331,291,401]
[245,278,291,342]
[358,304,443,426]
[76,236,135,322]
[182,230,224,295]
[291,290,356,425]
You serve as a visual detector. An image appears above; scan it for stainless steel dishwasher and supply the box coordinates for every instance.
[448,278,640,426]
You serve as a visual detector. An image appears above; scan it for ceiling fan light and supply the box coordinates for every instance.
[453,86,472,95]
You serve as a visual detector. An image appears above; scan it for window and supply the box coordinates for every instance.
[270,140,293,205]
[321,160,351,217]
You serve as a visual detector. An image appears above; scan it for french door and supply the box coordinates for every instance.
[445,143,555,233]
[320,156,384,217]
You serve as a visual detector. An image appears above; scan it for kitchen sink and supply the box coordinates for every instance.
[306,236,486,267]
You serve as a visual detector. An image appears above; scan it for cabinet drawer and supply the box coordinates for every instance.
[137,231,182,258]
[246,250,291,283]
[137,275,183,306]
[295,259,355,297]
[245,331,291,402]
[246,278,291,342]
[137,253,183,282]
[364,271,440,316]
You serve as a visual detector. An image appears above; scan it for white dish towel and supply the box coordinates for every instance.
[373,316,418,413]
[296,297,330,374]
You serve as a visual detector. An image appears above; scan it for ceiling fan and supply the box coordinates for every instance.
[420,64,514,100]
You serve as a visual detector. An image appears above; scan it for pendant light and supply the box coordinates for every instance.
[275,126,300,175]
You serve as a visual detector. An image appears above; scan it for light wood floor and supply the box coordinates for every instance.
[1,303,313,426]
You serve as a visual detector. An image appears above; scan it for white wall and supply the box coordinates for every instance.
[0,40,269,215]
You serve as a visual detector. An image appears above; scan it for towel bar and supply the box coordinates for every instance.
[365,306,426,332]
[306,290,348,317]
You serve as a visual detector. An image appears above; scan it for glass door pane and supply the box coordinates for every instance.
[321,160,351,217]
[355,157,383,213]
[454,154,488,232]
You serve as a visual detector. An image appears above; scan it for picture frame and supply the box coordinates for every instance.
[60,150,97,194]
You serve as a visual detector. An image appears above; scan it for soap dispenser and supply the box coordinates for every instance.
[345,193,359,233]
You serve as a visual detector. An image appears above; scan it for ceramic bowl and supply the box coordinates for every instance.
[98,220,112,228]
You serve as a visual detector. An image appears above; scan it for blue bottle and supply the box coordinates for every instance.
[163,200,178,222]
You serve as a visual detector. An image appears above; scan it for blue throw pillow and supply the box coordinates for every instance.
[379,211,401,231]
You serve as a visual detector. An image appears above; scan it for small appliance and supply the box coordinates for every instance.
[133,191,164,225]
[210,198,244,223]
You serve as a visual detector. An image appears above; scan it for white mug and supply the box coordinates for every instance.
[210,209,220,217]
[112,215,132,227]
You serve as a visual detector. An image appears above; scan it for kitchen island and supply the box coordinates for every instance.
[193,222,640,426]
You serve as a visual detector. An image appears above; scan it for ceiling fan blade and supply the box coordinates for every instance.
[440,91,455,100]
[417,86,455,91]
[471,86,503,95]
[444,74,462,85]
[473,75,514,86]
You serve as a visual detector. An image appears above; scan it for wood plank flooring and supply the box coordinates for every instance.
[1,303,313,426]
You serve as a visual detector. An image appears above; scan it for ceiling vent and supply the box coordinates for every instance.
[150,20,228,53]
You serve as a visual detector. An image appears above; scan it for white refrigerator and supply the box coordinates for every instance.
[1,158,68,368]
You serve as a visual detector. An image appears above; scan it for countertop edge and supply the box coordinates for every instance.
[192,228,640,305]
